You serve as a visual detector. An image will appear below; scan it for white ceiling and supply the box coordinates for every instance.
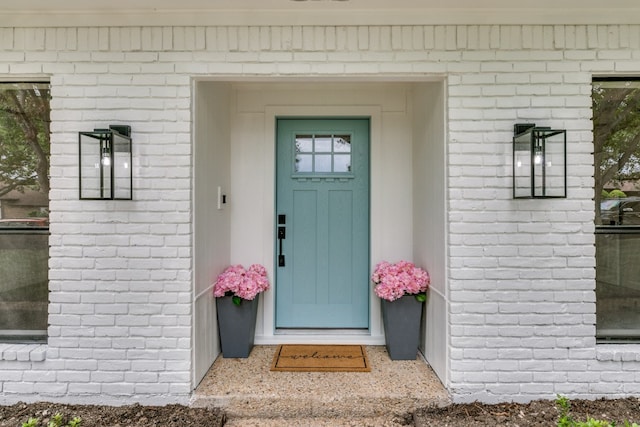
[1,0,639,26]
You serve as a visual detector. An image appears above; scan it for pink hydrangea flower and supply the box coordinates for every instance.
[213,264,270,301]
[372,260,430,302]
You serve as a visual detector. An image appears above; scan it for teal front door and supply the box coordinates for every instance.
[276,118,370,328]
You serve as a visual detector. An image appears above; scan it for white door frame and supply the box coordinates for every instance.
[255,105,385,345]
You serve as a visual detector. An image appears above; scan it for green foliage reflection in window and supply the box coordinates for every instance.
[0,82,50,343]
[593,79,640,224]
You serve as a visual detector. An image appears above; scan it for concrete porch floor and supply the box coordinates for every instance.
[191,345,450,425]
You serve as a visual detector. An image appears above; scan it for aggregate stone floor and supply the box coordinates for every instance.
[191,345,450,424]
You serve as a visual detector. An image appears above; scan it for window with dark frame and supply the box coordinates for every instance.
[593,77,640,341]
[0,82,50,343]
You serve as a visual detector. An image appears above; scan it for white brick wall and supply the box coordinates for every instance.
[0,23,638,404]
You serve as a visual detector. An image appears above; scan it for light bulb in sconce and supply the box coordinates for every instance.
[516,160,522,168]
[533,141,543,165]
[123,161,129,169]
[101,145,111,166]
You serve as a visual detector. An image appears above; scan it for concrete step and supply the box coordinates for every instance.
[194,393,443,419]
[192,346,450,420]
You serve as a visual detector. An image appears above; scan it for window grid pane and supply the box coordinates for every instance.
[294,133,352,174]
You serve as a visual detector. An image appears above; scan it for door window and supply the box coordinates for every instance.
[294,134,352,175]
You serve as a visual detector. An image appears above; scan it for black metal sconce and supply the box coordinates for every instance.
[79,125,132,200]
[513,123,566,199]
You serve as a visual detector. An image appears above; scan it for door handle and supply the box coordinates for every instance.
[277,215,286,267]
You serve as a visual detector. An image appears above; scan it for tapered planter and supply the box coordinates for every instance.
[216,295,259,358]
[381,294,424,360]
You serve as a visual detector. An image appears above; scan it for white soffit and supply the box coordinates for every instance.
[0,0,639,27]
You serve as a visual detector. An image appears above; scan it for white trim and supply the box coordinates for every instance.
[197,76,447,84]
[428,285,446,300]
[256,334,385,345]
[0,76,50,82]
[2,8,640,27]
[193,284,214,301]
[596,344,640,361]
[0,344,47,362]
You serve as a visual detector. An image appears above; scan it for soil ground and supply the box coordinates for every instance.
[1,398,639,426]
[414,397,640,426]
[0,402,225,427]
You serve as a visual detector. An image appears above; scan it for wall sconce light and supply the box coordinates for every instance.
[513,123,566,199]
[79,125,132,200]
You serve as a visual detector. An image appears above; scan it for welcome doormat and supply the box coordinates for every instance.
[270,344,371,372]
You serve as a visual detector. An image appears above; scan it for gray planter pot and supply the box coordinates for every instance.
[216,295,259,358]
[381,294,424,360]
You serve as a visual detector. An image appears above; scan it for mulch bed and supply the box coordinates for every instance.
[2,397,640,426]
[0,402,225,427]
[414,397,640,426]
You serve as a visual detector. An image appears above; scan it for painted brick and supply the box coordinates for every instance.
[0,22,637,406]
[101,383,135,395]
[3,382,35,394]
[135,383,169,394]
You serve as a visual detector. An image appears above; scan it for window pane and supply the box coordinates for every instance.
[334,154,351,172]
[79,133,103,199]
[0,82,50,342]
[334,135,351,153]
[295,135,313,153]
[315,135,332,152]
[0,231,48,339]
[315,154,332,172]
[295,154,313,172]
[594,80,640,224]
[596,232,640,339]
[113,134,131,199]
